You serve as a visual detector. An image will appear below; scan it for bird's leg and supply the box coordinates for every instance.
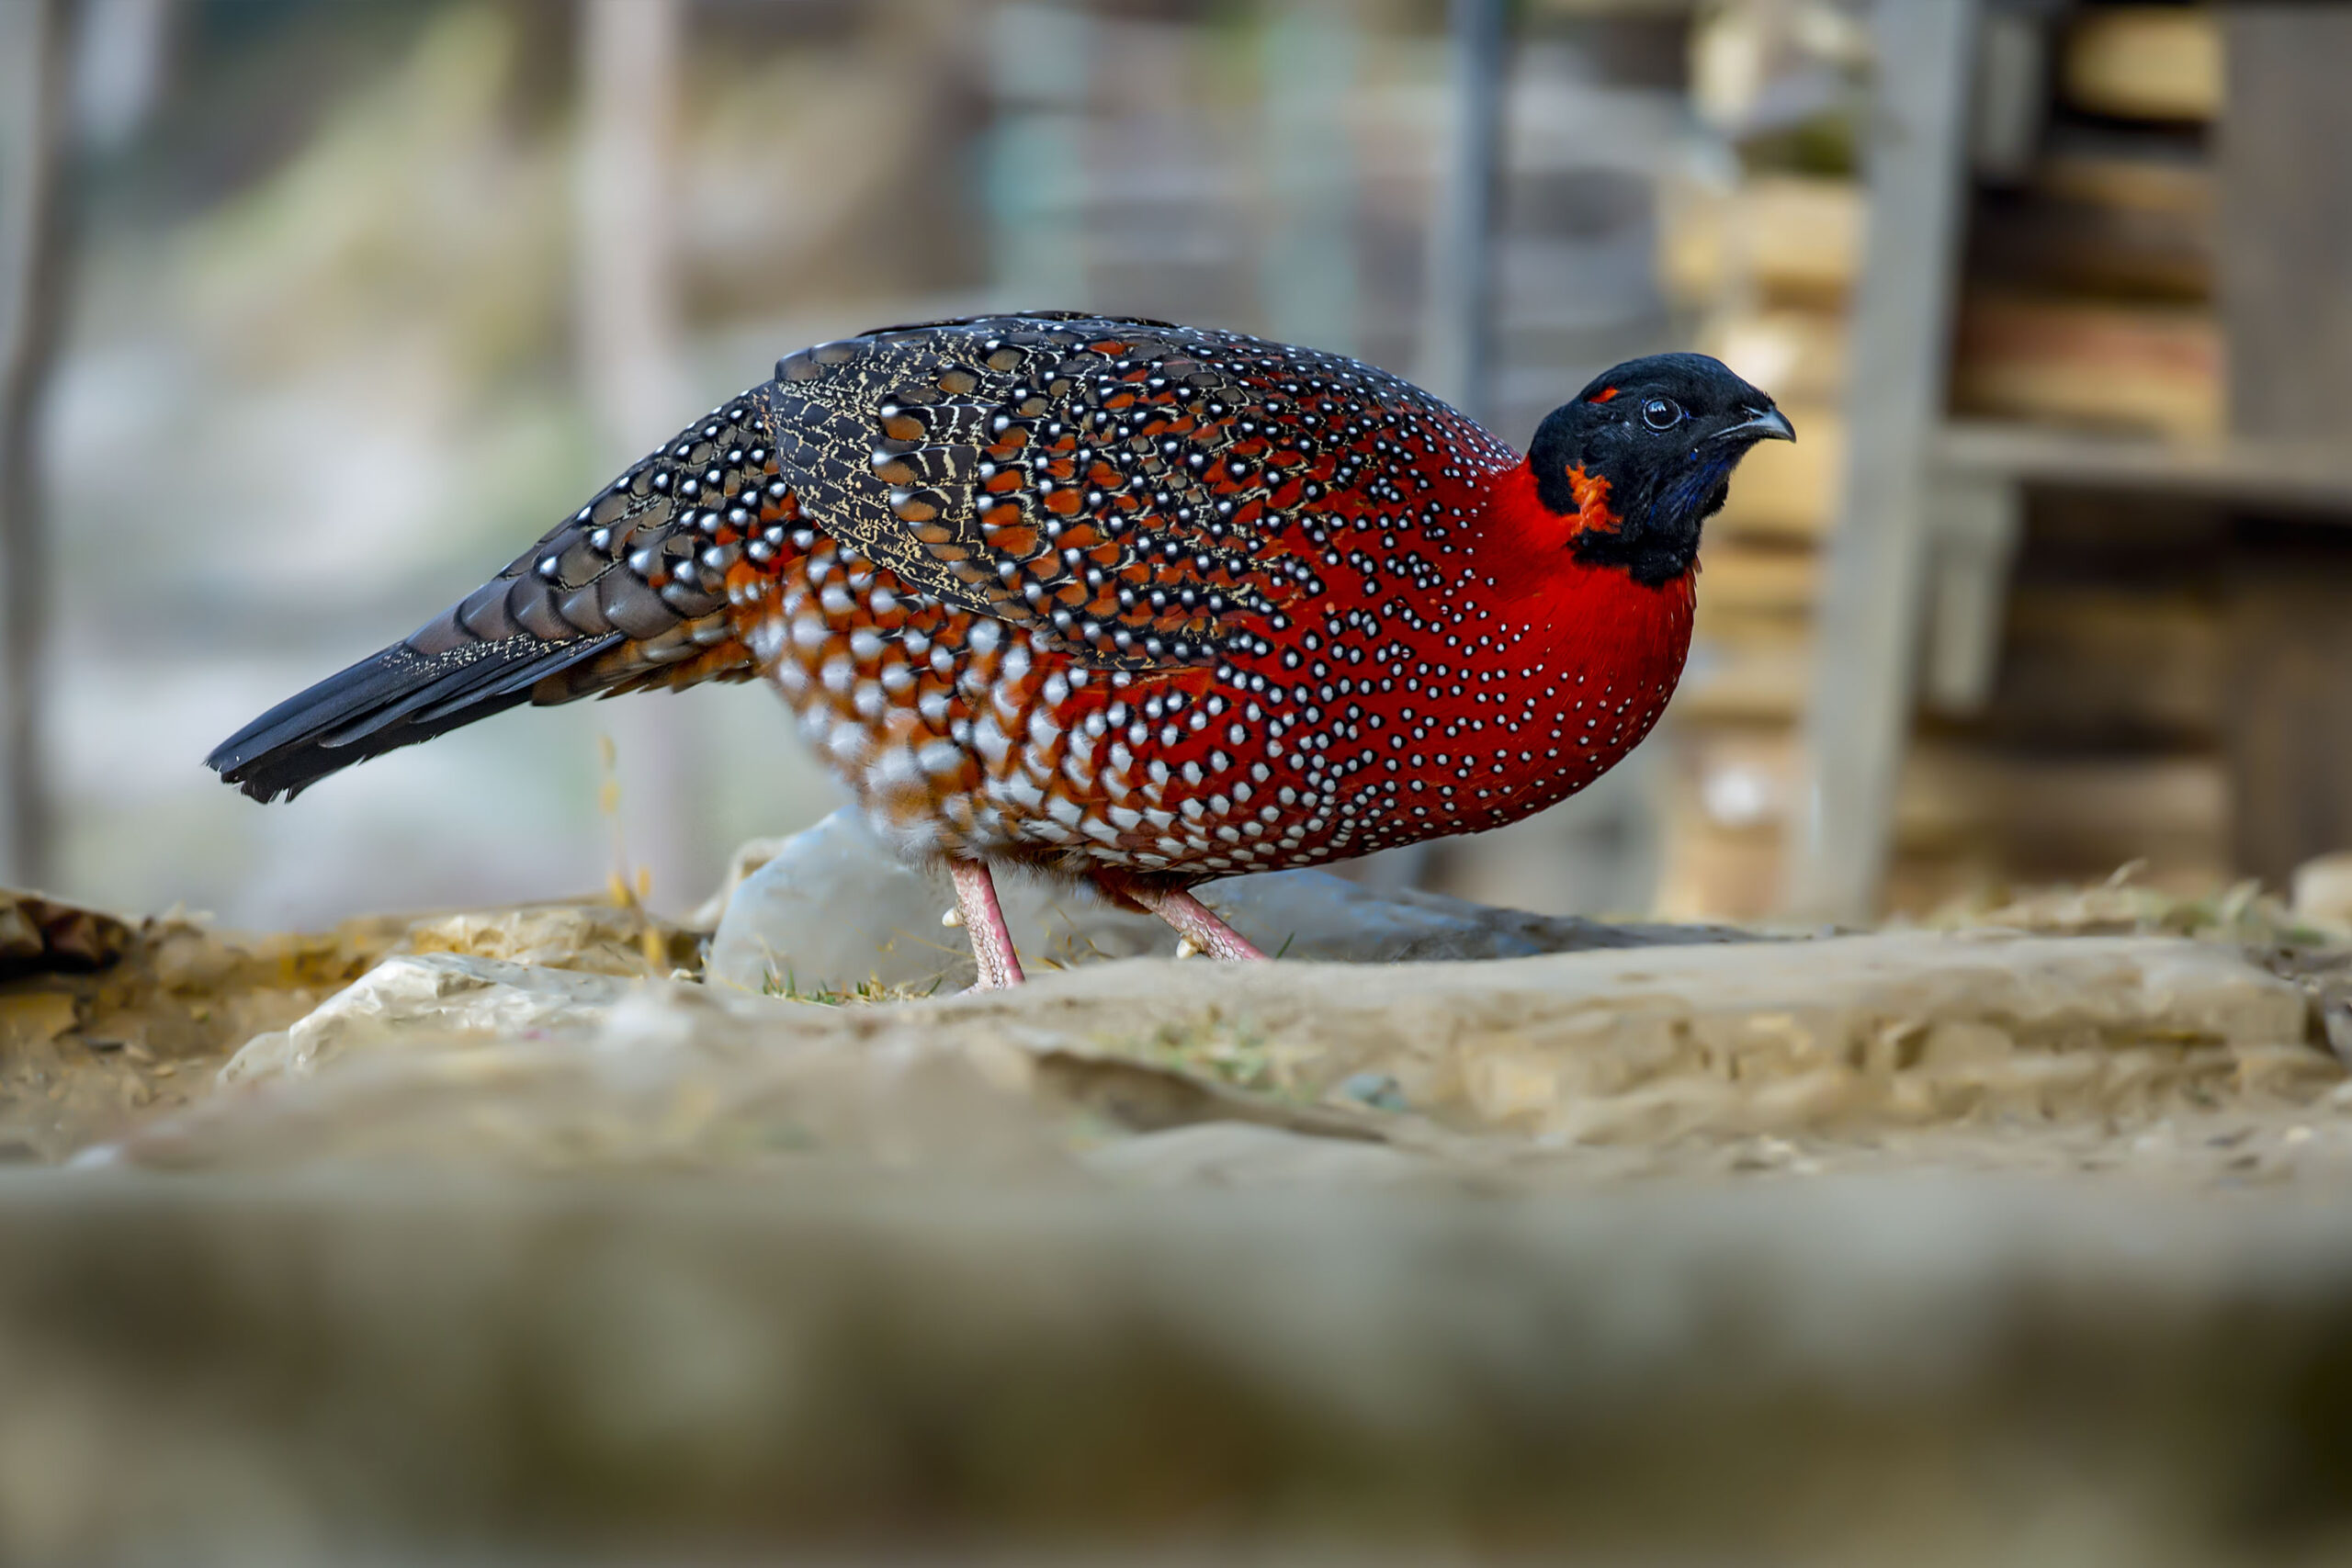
[1100,875,1269,962]
[949,860,1025,989]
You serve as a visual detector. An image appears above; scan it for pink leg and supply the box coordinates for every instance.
[950,861,1025,989]
[1118,883,1269,962]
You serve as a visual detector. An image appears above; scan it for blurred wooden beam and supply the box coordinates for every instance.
[573,0,702,913]
[2214,7,2352,889]
[1786,0,1978,921]
[986,1,1091,305]
[575,0,690,445]
[0,0,75,890]
[2217,6,2352,445]
[2224,539,2352,892]
[1939,420,2352,515]
[1260,0,1361,355]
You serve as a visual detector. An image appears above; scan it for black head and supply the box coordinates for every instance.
[1526,352,1793,586]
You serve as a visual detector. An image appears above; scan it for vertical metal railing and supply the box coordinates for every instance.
[1418,0,1507,426]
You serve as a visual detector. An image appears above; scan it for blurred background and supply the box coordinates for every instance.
[0,0,2340,933]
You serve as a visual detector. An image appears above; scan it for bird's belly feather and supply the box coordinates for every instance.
[736,521,1692,882]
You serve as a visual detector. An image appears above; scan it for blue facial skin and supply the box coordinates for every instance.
[1526,352,1793,587]
[1655,445,1747,534]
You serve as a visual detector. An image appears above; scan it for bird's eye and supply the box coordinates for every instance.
[1641,398,1683,432]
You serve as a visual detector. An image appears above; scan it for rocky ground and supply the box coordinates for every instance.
[5,817,2352,1563]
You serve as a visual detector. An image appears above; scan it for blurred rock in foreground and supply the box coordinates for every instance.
[5,1173,2352,1564]
[1,856,2350,1562]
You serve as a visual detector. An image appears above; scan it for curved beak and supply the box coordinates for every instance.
[1721,405,1795,444]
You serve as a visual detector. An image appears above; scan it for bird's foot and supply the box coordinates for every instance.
[949,860,1025,989]
[1101,877,1269,962]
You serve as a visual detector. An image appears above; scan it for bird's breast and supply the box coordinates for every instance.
[1275,550,1695,840]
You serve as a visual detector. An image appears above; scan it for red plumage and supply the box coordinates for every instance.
[209,313,1788,983]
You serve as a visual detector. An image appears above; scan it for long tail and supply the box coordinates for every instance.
[208,389,776,802]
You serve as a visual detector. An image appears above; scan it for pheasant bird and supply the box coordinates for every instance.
[209,314,1791,987]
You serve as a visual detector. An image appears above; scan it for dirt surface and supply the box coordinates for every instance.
[2,874,2336,1189]
[0,898,697,1164]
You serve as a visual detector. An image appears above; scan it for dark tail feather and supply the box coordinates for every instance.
[207,634,623,803]
[209,387,779,803]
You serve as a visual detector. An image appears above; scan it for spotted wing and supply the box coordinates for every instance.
[759,313,1513,671]
[401,395,786,704]
[208,394,790,800]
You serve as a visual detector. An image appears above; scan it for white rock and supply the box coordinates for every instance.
[2294,852,2352,928]
[219,953,630,1085]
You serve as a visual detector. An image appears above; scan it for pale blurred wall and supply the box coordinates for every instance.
[38,0,1720,929]
[48,0,978,927]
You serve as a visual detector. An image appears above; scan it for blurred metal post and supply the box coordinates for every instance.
[0,0,75,890]
[1261,0,1361,355]
[1419,0,1507,424]
[1786,0,1978,920]
[1363,0,1503,894]
[574,0,701,911]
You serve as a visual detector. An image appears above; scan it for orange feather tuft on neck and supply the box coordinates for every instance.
[1563,465,1620,535]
